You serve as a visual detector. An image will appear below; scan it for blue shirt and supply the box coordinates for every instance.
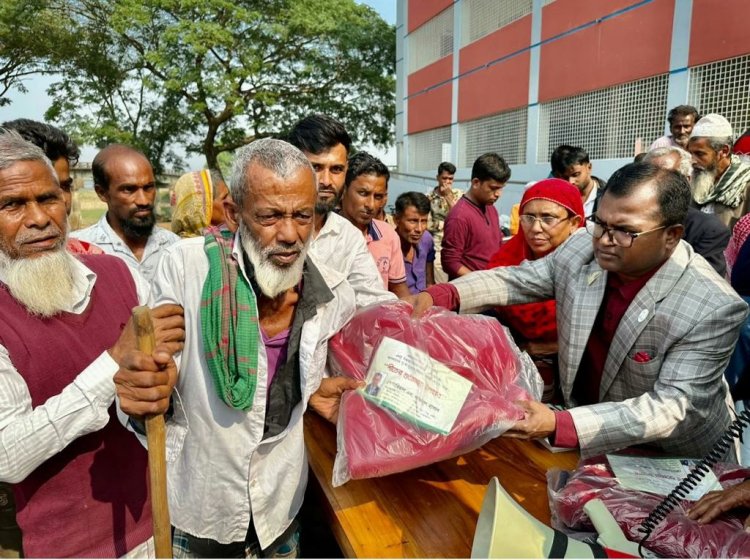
[404,231,435,294]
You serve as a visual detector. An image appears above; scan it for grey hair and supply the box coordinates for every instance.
[644,146,693,178]
[229,138,314,209]
[0,129,56,177]
[707,136,734,152]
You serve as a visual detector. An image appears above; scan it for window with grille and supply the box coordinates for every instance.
[461,0,532,47]
[537,74,669,162]
[407,7,454,74]
[459,108,528,166]
[688,54,750,140]
[407,126,452,172]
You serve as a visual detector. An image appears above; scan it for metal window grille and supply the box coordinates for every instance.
[688,54,750,140]
[461,0,532,46]
[407,126,452,172]
[459,108,528,166]
[407,7,454,74]
[537,74,669,162]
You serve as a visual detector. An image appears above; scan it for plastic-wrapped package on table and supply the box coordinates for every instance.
[327,301,542,487]
[547,457,750,558]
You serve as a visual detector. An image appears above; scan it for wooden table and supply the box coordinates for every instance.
[304,412,580,558]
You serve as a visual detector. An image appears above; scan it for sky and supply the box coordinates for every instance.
[0,0,397,168]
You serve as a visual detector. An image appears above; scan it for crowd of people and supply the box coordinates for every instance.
[1,104,750,557]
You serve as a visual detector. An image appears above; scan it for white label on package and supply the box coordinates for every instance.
[606,454,721,501]
[360,336,472,435]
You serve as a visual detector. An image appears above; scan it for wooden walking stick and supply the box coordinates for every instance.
[132,306,172,558]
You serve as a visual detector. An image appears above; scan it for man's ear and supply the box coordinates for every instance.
[665,224,684,249]
[224,199,240,233]
[93,184,108,204]
[719,143,732,160]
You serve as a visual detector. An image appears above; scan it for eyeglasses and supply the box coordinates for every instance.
[585,216,667,248]
[519,214,570,229]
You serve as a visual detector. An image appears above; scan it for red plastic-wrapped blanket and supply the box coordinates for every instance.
[548,457,750,558]
[327,301,542,486]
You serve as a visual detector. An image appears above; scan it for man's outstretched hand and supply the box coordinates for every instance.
[309,377,363,424]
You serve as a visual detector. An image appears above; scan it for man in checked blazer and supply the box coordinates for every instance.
[412,162,748,458]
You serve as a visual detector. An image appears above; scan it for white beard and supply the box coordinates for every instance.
[0,248,78,317]
[691,168,716,203]
[239,223,309,299]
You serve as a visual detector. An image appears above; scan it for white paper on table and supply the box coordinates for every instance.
[606,454,721,501]
[360,336,473,435]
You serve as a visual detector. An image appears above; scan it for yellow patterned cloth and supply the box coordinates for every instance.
[171,170,214,237]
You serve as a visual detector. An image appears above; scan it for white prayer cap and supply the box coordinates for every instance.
[690,113,733,138]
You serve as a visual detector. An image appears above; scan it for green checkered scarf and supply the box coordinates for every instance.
[200,226,259,410]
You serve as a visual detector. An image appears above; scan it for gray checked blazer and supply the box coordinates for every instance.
[452,230,749,458]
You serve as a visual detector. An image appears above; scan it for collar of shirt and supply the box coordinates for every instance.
[366,220,383,242]
[93,213,175,259]
[606,261,664,301]
[0,254,96,315]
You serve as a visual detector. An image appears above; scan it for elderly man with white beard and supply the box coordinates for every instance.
[688,113,750,227]
[120,137,378,558]
[0,130,185,558]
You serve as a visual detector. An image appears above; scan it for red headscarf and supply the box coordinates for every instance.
[487,179,584,343]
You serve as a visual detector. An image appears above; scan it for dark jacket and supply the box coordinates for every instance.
[683,207,730,277]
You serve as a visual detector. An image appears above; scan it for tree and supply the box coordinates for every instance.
[47,0,396,169]
[0,0,68,106]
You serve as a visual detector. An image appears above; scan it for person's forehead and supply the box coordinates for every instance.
[522,198,567,214]
[598,183,659,223]
[105,153,154,182]
[304,144,347,166]
[438,171,454,177]
[687,137,713,152]
[245,164,315,203]
[350,173,387,192]
[672,114,695,124]
[402,204,429,217]
[0,159,59,194]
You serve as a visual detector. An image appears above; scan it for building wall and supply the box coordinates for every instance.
[396,0,750,189]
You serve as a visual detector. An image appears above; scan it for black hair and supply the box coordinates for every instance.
[2,118,79,165]
[208,168,225,200]
[395,192,430,216]
[437,161,456,175]
[471,153,510,183]
[604,162,690,227]
[345,151,389,187]
[667,105,700,125]
[550,145,590,175]
[287,114,352,156]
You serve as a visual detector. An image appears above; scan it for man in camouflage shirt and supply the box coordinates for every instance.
[427,161,463,282]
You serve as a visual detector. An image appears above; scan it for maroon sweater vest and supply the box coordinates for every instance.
[0,254,152,558]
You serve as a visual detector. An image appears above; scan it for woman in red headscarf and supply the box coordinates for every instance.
[487,179,584,402]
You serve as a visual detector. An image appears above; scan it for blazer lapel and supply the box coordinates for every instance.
[562,261,607,401]
[599,242,691,397]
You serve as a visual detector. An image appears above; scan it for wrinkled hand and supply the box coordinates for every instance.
[504,400,556,440]
[404,291,433,318]
[687,480,750,528]
[108,304,185,366]
[114,346,177,419]
[151,303,185,355]
[309,377,363,424]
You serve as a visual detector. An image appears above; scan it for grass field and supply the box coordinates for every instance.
[72,188,173,231]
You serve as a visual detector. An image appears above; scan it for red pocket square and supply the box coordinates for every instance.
[633,351,652,363]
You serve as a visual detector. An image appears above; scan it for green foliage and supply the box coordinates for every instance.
[41,0,395,169]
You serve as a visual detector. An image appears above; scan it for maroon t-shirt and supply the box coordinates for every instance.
[441,197,503,279]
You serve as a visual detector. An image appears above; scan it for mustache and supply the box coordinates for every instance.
[15,225,62,244]
[265,241,305,256]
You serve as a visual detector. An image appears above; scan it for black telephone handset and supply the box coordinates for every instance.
[636,407,750,556]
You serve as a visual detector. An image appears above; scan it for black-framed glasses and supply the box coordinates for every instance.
[585,215,667,248]
[519,214,570,229]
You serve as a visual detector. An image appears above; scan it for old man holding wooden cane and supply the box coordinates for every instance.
[118,138,382,557]
[0,130,184,557]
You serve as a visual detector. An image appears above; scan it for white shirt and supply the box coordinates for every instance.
[0,257,150,484]
[71,213,179,283]
[310,212,396,307]
[583,183,598,218]
[150,235,371,547]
